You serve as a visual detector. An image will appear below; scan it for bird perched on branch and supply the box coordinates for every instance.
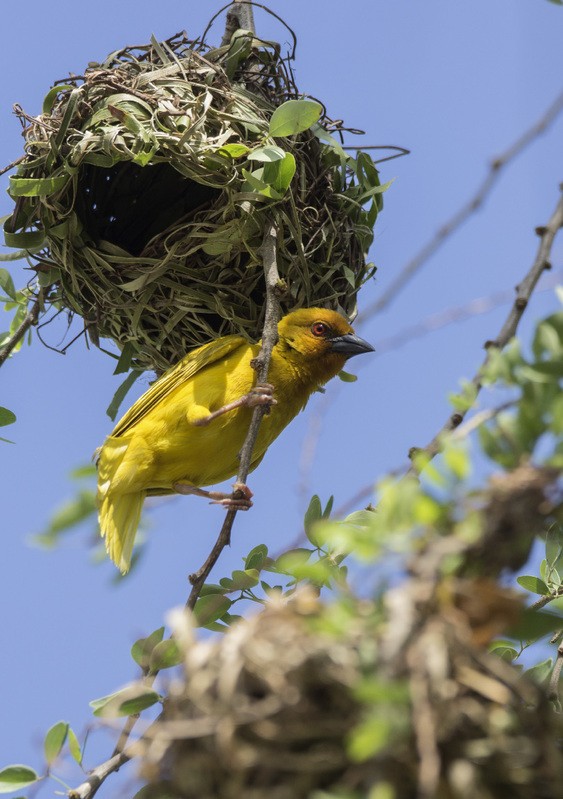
[96,308,374,573]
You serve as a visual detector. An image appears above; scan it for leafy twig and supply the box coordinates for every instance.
[68,748,133,799]
[0,295,41,368]
[410,187,563,467]
[186,223,281,610]
[359,89,563,321]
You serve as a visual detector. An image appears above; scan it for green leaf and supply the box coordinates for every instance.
[348,715,392,761]
[113,342,136,375]
[90,685,160,718]
[507,608,562,640]
[193,594,232,627]
[269,99,322,137]
[247,145,287,162]
[42,84,74,115]
[131,627,165,670]
[67,728,82,765]
[0,765,39,793]
[2,227,46,250]
[338,370,358,382]
[0,269,17,301]
[517,363,563,383]
[545,525,563,569]
[69,463,97,479]
[9,175,69,197]
[244,544,268,571]
[0,408,16,428]
[148,639,183,673]
[227,569,260,590]
[241,167,281,199]
[263,152,296,193]
[199,583,228,596]
[106,369,143,420]
[45,491,97,535]
[304,495,322,545]
[516,575,549,595]
[490,645,518,662]
[44,721,69,765]
[524,658,553,685]
[217,143,250,158]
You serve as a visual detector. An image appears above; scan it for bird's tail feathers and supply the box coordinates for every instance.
[99,491,145,574]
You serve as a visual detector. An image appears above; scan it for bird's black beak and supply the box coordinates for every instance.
[329,333,375,357]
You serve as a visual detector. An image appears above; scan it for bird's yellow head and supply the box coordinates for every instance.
[276,308,374,381]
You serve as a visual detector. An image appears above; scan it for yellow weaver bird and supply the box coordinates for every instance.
[97,308,373,572]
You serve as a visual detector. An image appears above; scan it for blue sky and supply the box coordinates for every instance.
[1,0,562,793]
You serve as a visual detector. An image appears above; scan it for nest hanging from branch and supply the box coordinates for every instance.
[138,593,563,799]
[5,21,384,373]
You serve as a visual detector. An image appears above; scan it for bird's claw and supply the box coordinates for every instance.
[246,383,277,412]
[210,482,253,510]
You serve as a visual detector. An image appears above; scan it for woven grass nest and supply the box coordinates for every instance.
[138,595,562,799]
[5,21,384,373]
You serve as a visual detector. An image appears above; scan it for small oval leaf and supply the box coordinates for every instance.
[149,639,183,673]
[0,765,39,793]
[67,728,82,765]
[44,721,69,765]
[269,99,322,137]
[516,575,549,595]
[90,685,160,718]
[193,594,232,627]
[0,408,16,428]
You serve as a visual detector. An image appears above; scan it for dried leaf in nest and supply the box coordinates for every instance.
[139,591,562,799]
[4,23,385,373]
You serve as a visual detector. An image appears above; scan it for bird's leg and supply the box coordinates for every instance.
[191,383,277,427]
[174,481,253,510]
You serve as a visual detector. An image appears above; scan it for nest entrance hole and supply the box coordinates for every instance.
[76,161,221,255]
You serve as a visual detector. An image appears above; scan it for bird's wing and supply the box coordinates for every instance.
[111,335,248,438]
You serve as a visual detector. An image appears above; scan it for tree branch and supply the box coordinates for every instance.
[360,89,563,321]
[68,748,133,799]
[0,296,41,368]
[186,224,281,610]
[410,186,563,467]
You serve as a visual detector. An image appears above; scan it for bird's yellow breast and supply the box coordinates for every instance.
[98,342,311,496]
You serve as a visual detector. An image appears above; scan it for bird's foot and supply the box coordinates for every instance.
[245,383,277,413]
[191,384,277,427]
[210,482,253,510]
[173,482,253,510]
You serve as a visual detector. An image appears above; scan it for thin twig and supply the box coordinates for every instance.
[0,296,41,367]
[410,187,563,468]
[530,588,563,611]
[186,224,281,610]
[359,89,563,321]
[68,748,133,799]
[0,154,25,177]
[548,642,563,702]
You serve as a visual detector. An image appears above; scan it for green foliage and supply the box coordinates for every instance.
[268,99,322,137]
[0,406,16,444]
[7,297,562,795]
[90,685,160,718]
[479,309,563,468]
[30,466,97,550]
[0,765,39,793]
[43,721,69,766]
[0,268,35,359]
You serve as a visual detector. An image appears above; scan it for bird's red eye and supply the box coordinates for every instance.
[311,322,329,337]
